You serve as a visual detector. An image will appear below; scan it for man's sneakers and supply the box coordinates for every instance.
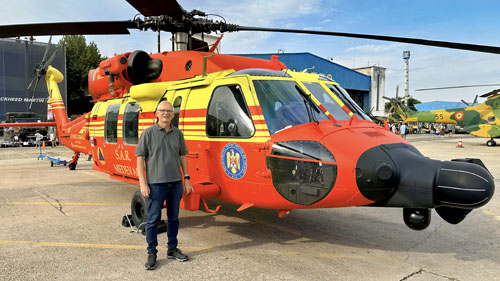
[144,253,157,270]
[167,248,188,262]
[144,249,187,269]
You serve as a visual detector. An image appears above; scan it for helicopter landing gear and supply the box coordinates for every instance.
[131,190,148,232]
[486,138,496,147]
[68,152,80,170]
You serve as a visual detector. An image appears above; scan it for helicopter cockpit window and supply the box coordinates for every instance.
[172,96,182,128]
[105,104,120,143]
[302,82,351,121]
[123,102,140,145]
[253,80,329,134]
[327,85,371,120]
[206,85,255,138]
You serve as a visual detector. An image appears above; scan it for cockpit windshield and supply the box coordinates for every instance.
[326,84,372,120]
[253,80,329,135]
[302,82,351,121]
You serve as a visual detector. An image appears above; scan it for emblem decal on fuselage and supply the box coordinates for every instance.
[98,147,105,165]
[455,111,464,121]
[221,143,247,180]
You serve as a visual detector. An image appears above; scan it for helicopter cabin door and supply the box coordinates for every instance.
[166,88,211,181]
[188,77,270,206]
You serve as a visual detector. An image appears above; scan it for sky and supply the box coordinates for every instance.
[1,0,499,104]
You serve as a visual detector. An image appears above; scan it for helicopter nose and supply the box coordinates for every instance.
[356,143,495,210]
[435,159,495,208]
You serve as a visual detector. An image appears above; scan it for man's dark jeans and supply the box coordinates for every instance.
[146,181,183,254]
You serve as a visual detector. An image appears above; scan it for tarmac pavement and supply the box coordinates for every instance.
[0,134,499,281]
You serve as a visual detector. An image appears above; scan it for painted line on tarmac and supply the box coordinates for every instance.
[80,170,115,181]
[482,210,500,221]
[80,170,138,189]
[0,239,373,261]
[0,239,209,251]
[1,202,129,206]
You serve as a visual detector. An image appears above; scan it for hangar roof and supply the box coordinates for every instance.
[415,101,474,111]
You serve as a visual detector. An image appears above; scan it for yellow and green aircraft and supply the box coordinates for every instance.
[385,89,500,146]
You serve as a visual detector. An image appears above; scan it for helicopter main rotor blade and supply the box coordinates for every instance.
[0,21,135,38]
[125,0,184,19]
[232,26,500,55]
[480,88,500,98]
[415,83,500,91]
[472,95,478,104]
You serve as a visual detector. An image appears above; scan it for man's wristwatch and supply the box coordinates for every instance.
[184,174,190,180]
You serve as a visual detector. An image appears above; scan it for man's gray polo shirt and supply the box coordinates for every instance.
[135,123,188,184]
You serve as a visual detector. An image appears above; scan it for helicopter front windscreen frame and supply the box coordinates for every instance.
[324,83,372,121]
[252,78,329,135]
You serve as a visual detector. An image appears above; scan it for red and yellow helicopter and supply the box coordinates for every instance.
[0,0,496,231]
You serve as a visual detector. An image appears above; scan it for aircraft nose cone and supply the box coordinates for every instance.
[356,143,495,211]
[435,160,495,208]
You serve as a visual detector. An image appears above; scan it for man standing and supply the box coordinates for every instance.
[49,127,56,147]
[135,101,194,270]
[400,123,408,140]
[34,130,43,147]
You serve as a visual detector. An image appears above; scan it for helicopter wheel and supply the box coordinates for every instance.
[131,190,148,233]
[486,139,496,147]
[68,163,77,170]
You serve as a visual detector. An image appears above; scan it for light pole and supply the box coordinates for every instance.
[403,51,410,105]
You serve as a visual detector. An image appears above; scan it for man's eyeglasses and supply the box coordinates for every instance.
[157,109,174,113]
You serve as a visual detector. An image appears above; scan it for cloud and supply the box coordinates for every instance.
[345,43,403,53]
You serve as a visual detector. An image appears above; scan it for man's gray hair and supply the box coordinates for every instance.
[157,100,173,110]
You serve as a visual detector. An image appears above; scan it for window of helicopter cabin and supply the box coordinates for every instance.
[302,82,351,121]
[206,85,255,138]
[123,102,140,145]
[488,116,495,122]
[105,104,120,143]
[172,96,182,128]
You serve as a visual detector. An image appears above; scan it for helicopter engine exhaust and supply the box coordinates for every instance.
[88,50,163,101]
[356,143,495,230]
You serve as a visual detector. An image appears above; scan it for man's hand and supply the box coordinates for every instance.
[137,156,149,198]
[140,183,150,198]
[183,180,194,195]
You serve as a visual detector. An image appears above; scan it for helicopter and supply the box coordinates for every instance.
[384,88,500,146]
[0,0,496,232]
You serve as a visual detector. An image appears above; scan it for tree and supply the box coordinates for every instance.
[58,35,105,116]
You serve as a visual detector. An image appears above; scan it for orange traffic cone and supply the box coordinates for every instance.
[42,141,46,148]
[456,137,464,148]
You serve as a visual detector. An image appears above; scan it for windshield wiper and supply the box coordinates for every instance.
[295,85,320,124]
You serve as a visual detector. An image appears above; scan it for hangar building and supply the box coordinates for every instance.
[236,52,386,115]
[0,38,67,121]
